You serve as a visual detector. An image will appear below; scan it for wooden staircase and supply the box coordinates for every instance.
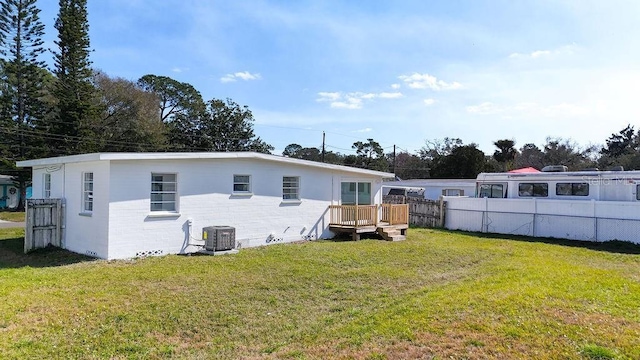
[377,225,407,241]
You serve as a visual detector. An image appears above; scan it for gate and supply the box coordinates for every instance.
[24,199,64,253]
[383,195,446,228]
[408,198,446,228]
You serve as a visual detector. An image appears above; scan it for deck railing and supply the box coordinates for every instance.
[380,203,409,225]
[329,204,408,228]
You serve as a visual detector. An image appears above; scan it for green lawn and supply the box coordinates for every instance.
[0,211,24,222]
[1,228,639,359]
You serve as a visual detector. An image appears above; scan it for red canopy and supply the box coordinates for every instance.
[508,167,540,173]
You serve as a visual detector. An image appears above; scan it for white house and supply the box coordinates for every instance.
[383,179,476,200]
[17,152,395,260]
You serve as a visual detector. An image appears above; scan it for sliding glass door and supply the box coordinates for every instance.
[341,182,371,205]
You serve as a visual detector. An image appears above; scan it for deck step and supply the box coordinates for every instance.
[377,225,406,241]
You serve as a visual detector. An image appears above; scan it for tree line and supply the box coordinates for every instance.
[282,125,640,180]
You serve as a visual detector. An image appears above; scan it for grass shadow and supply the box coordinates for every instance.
[437,229,640,255]
[330,232,386,242]
[0,237,96,269]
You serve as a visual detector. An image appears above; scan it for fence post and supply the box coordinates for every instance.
[439,196,445,228]
[24,200,32,253]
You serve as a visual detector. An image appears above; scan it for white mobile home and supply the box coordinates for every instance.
[17,152,395,260]
[475,170,640,201]
[383,179,476,200]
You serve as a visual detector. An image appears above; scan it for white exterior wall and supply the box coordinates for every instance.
[424,186,476,200]
[32,165,65,199]
[31,161,111,258]
[31,163,110,258]
[64,161,110,258]
[106,159,384,259]
[445,197,640,243]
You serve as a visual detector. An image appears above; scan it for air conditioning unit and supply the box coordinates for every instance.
[203,226,236,251]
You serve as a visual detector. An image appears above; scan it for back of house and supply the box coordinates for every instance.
[18,152,394,259]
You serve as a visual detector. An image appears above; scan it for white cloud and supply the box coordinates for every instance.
[317,92,341,101]
[220,71,262,83]
[423,98,435,106]
[508,44,578,59]
[378,92,403,99]
[466,102,500,114]
[316,90,403,109]
[354,127,373,133]
[331,96,363,109]
[171,67,189,73]
[391,83,401,89]
[398,73,462,91]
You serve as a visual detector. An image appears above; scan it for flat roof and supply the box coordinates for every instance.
[16,152,395,178]
[384,179,477,187]
[0,174,13,185]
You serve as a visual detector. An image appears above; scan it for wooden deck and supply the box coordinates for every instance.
[328,204,409,241]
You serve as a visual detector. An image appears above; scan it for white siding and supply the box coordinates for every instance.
[32,166,65,199]
[31,163,110,258]
[106,159,384,259]
[62,161,110,258]
[423,185,475,200]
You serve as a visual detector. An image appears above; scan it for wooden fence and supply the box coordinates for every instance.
[383,195,446,228]
[25,199,64,253]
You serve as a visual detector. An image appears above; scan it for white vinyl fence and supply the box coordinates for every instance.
[444,197,640,244]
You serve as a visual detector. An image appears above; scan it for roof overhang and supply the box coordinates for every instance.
[16,152,395,178]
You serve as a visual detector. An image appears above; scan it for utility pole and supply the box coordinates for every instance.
[322,131,326,163]
[393,145,396,174]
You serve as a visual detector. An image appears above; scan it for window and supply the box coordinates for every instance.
[518,183,548,197]
[82,172,93,212]
[637,185,640,200]
[478,184,504,198]
[233,175,251,193]
[282,176,300,200]
[442,189,464,196]
[151,173,177,212]
[43,173,51,199]
[341,182,371,205]
[556,183,589,196]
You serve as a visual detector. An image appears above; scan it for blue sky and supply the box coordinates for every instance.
[37,0,640,155]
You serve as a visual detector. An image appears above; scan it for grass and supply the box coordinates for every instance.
[0,228,639,359]
[0,211,24,222]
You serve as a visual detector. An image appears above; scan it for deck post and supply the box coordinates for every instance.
[375,205,379,226]
[354,205,358,228]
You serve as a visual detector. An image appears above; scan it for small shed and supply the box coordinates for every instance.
[0,175,19,209]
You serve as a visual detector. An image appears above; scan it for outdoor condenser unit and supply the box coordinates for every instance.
[203,226,236,251]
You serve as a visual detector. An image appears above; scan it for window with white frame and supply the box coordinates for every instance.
[282,176,300,200]
[233,175,251,193]
[82,172,93,212]
[43,173,51,199]
[151,173,177,212]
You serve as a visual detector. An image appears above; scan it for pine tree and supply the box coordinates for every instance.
[51,0,96,155]
[0,0,48,210]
